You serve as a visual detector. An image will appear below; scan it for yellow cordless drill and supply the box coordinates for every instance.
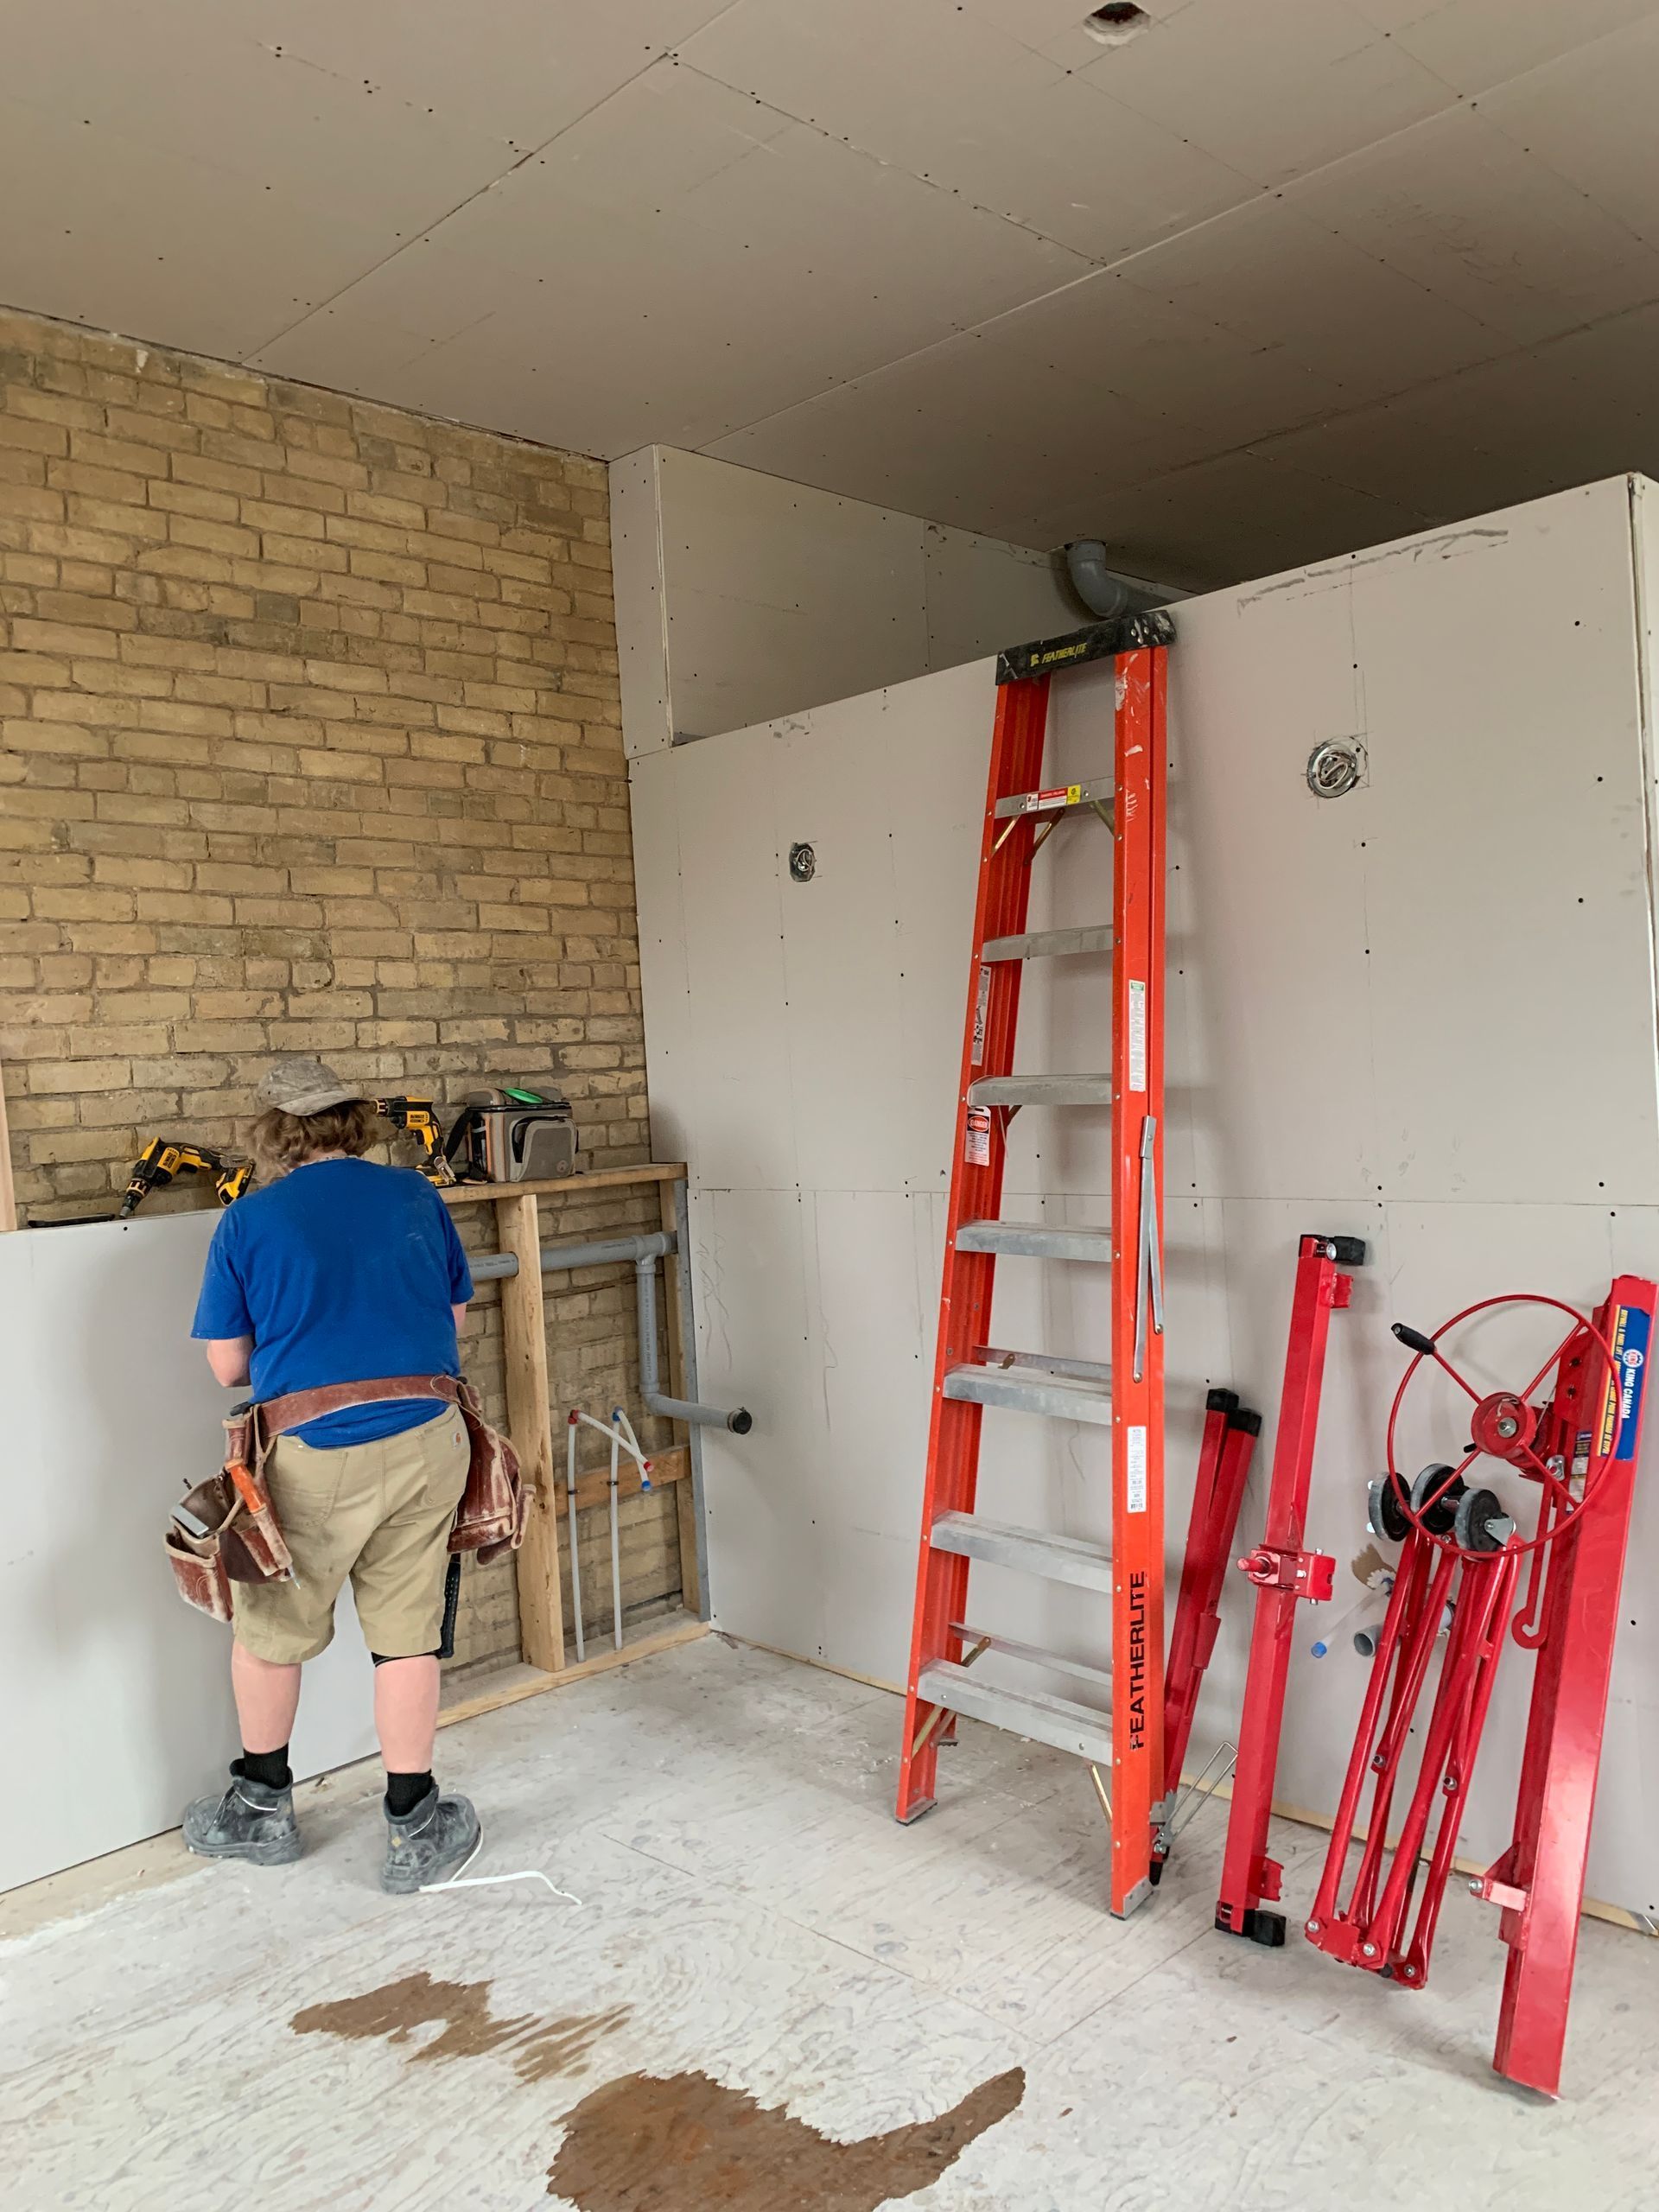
[119,1139,252,1217]
[377,1096,455,1185]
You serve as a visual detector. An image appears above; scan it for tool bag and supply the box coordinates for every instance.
[444,1086,577,1184]
[165,1375,529,1624]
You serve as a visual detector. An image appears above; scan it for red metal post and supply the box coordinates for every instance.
[1487,1275,1656,2096]
[894,674,1050,1824]
[1214,1233,1362,1943]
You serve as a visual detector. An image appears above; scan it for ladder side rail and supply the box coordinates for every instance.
[895,674,1051,1823]
[1108,641,1167,1916]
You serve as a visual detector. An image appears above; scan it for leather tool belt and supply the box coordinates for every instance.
[165,1374,528,1624]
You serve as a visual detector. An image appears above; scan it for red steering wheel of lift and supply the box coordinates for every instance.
[1382,1291,1622,1576]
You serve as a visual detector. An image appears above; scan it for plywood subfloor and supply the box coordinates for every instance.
[3,1639,1656,2211]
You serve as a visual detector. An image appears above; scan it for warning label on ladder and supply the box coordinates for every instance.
[971,966,990,1065]
[1126,1424,1147,1512]
[964,1105,992,1167]
[1128,980,1147,1094]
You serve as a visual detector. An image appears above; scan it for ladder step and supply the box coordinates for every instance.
[952,1622,1114,1694]
[981,925,1113,962]
[957,1219,1112,1262]
[930,1510,1114,1591]
[944,1361,1112,1423]
[993,778,1114,823]
[967,1073,1112,1108]
[917,1659,1114,1767]
[974,1345,1111,1383]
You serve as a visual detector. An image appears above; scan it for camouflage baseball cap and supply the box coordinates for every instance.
[255,1056,367,1116]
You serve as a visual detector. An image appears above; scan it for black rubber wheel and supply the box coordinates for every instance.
[1411,1462,1465,1536]
[1368,1474,1411,1544]
[1453,1485,1510,1554]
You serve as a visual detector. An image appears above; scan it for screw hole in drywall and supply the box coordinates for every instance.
[788,842,817,883]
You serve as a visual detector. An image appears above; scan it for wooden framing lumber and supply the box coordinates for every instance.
[493,1188,563,1671]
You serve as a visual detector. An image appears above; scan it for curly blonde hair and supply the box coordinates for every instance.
[251,1098,381,1178]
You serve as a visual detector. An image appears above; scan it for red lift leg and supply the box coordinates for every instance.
[1486,1276,1655,2096]
[1215,1234,1364,1944]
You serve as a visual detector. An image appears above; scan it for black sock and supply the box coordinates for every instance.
[385,1770,435,1819]
[234,1746,291,1791]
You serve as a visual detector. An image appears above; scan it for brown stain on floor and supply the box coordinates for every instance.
[545,2063,1025,2210]
[290,1972,628,2085]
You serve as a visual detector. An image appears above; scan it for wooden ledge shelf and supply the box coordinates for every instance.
[442,1161,687,1205]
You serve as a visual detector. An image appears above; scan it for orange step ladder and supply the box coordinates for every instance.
[893,609,1176,1917]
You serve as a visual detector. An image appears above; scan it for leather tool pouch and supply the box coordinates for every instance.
[165,1407,294,1622]
[165,1376,526,1624]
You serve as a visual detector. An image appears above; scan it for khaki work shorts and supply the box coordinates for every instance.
[232,1408,469,1665]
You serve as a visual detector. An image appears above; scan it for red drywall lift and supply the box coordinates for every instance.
[1305,1277,1655,2096]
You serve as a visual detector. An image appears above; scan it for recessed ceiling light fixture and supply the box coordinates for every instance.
[1083,3,1152,47]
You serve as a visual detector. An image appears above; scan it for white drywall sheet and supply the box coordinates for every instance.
[613,446,1079,752]
[0,1216,376,1893]
[633,476,1659,1915]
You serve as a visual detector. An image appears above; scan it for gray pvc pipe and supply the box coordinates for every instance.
[635,1253,752,1434]
[472,1220,748,1433]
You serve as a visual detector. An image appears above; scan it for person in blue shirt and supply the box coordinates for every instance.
[182,1056,481,1893]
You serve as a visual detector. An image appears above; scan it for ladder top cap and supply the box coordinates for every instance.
[996,607,1175,686]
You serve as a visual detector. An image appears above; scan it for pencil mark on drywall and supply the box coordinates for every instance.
[547,2063,1025,2209]
[290,1973,628,2086]
[1239,528,1510,607]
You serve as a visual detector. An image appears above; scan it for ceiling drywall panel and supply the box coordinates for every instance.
[1072,0,1454,189]
[1354,0,1659,93]
[0,0,513,232]
[212,0,737,148]
[255,60,1088,454]
[1282,104,1659,348]
[1113,198,1510,404]
[1254,306,1659,518]
[0,93,400,363]
[681,0,1254,264]
[1474,15,1659,246]
[6,1,1659,587]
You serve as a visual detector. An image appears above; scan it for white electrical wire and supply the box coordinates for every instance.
[420,1868,582,1903]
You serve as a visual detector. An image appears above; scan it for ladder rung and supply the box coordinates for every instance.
[967,1073,1111,1108]
[957,1220,1112,1263]
[930,1510,1114,1590]
[944,1363,1113,1424]
[981,925,1113,962]
[973,1346,1112,1382]
[917,1659,1113,1767]
[992,779,1113,823]
[951,1622,1114,1694]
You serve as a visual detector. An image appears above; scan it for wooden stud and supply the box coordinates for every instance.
[554,1444,688,1519]
[493,1189,563,1671]
[658,1179,702,1614]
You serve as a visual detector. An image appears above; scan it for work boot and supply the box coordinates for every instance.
[182,1774,302,1866]
[381,1783,481,1895]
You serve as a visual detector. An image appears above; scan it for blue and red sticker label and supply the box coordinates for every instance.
[1597,1300,1651,1462]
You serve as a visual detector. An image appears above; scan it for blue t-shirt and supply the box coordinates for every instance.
[191,1159,474,1446]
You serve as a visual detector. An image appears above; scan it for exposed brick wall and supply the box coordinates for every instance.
[0,306,645,1219]
[0,305,689,1680]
